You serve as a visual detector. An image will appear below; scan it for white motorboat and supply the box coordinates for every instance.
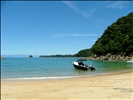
[72,59,95,71]
[126,60,133,63]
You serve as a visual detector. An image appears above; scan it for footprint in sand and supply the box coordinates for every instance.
[113,88,133,93]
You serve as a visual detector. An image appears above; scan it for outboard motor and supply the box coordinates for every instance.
[89,65,95,71]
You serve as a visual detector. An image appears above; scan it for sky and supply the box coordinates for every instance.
[1,1,133,55]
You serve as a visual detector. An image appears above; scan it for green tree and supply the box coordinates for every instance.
[76,12,133,57]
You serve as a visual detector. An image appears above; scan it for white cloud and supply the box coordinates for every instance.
[62,1,78,11]
[62,1,91,18]
[56,33,97,37]
[106,1,128,9]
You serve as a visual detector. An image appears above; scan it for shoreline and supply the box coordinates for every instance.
[1,71,133,99]
[1,70,133,81]
[83,55,133,61]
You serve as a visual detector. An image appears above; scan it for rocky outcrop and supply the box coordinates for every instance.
[0,56,4,59]
[29,55,33,58]
[84,54,132,61]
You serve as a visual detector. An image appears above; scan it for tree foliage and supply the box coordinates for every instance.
[92,12,133,56]
[76,12,133,57]
[75,49,93,57]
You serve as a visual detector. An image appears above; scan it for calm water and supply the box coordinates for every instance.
[1,57,133,80]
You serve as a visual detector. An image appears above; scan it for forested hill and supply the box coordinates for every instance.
[76,12,133,57]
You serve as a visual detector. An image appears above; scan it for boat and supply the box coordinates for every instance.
[72,59,95,71]
[126,59,133,63]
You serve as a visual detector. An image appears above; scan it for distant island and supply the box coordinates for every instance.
[75,12,133,61]
[29,55,33,58]
[39,54,74,58]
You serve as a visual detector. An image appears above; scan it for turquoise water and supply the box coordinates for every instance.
[1,57,133,80]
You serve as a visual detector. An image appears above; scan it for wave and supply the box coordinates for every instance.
[3,70,132,81]
[3,76,83,80]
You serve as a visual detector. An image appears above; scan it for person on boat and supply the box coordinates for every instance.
[89,65,95,70]
[78,62,84,66]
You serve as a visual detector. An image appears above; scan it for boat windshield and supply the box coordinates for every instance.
[78,61,85,66]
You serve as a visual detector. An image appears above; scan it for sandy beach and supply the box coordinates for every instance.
[1,71,133,100]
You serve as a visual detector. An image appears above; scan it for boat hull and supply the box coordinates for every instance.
[73,64,88,70]
[126,61,133,63]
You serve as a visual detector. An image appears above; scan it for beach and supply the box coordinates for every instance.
[1,71,133,100]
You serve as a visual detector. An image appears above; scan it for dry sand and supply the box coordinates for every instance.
[1,71,133,100]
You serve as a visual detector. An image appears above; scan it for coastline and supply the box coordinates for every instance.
[1,69,133,81]
[1,71,133,100]
[83,54,133,61]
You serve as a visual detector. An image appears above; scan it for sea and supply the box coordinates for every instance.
[1,57,133,80]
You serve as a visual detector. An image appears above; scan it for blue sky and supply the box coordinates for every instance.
[1,1,133,55]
